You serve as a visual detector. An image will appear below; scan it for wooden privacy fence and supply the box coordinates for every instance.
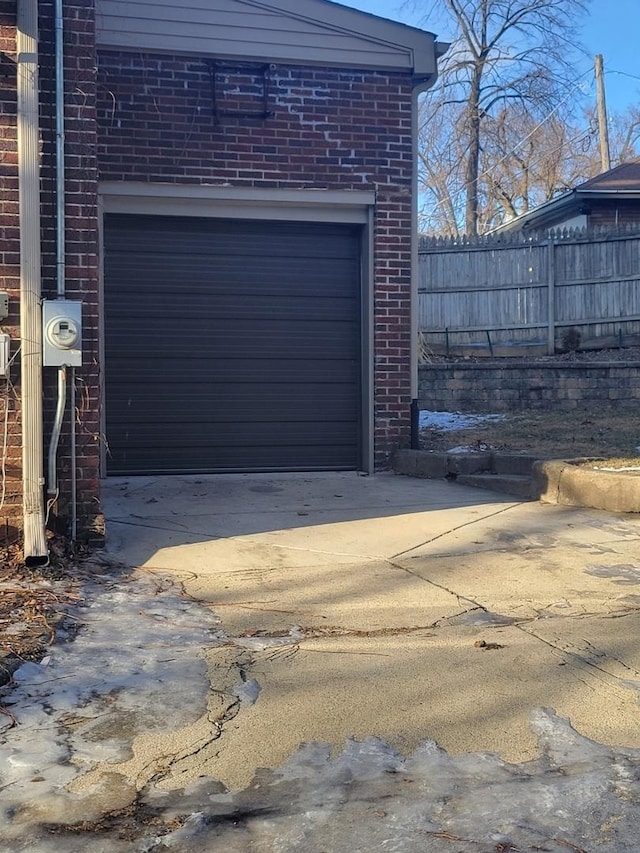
[418,226,640,357]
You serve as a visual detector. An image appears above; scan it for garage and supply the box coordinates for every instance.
[104,214,363,475]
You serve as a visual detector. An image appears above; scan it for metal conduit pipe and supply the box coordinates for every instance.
[70,367,76,541]
[17,0,48,566]
[47,367,67,497]
[54,0,65,300]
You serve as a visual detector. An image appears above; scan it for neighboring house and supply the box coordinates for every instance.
[0,0,446,561]
[493,161,640,234]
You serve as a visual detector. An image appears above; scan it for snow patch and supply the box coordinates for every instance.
[593,465,640,472]
[420,410,505,432]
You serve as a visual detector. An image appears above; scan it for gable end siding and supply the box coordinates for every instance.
[95,0,432,72]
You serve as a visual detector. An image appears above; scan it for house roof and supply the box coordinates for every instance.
[578,160,640,192]
[491,159,640,234]
[95,0,447,81]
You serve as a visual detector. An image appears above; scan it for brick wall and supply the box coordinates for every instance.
[419,362,640,413]
[96,53,415,466]
[0,1,100,542]
[0,2,21,539]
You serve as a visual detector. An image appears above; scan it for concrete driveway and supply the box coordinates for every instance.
[101,470,640,792]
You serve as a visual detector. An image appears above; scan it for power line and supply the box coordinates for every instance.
[606,68,640,84]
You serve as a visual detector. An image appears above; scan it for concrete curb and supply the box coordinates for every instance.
[393,450,537,479]
[393,450,640,513]
[533,459,640,513]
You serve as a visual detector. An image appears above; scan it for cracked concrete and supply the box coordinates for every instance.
[100,471,640,793]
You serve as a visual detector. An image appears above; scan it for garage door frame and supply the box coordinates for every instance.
[98,182,375,476]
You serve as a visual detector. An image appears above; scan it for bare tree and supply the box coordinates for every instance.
[590,104,640,165]
[417,0,589,234]
[477,106,599,230]
[419,100,640,235]
[418,95,468,235]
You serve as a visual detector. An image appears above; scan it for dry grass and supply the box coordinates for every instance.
[420,408,640,460]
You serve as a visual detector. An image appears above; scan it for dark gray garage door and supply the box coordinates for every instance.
[104,214,362,475]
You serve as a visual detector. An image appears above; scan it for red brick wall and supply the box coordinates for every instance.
[96,53,415,467]
[0,2,21,539]
[0,1,100,542]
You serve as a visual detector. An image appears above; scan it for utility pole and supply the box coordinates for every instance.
[594,54,611,172]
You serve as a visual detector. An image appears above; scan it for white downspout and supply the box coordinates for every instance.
[17,0,48,566]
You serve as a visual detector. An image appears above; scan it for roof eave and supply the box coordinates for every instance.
[490,191,576,233]
[576,189,640,198]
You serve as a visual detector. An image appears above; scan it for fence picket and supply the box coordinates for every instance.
[418,226,640,354]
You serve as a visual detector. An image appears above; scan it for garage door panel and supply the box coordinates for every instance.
[108,421,357,447]
[108,444,359,476]
[106,294,360,324]
[106,256,360,300]
[106,322,361,360]
[105,218,359,260]
[106,357,360,384]
[106,383,359,422]
[105,214,362,474]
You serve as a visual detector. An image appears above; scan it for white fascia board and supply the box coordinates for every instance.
[250,0,439,75]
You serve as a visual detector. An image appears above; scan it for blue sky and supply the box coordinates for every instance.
[338,0,640,114]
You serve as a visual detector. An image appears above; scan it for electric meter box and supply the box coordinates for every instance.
[42,299,82,367]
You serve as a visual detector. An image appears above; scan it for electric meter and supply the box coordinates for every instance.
[42,300,82,367]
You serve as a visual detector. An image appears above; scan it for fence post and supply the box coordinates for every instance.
[547,235,556,355]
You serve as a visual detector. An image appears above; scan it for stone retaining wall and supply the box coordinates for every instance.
[418,362,640,412]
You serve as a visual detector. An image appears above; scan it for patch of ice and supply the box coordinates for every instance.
[138,712,640,853]
[594,465,640,472]
[232,678,261,706]
[446,444,488,454]
[0,567,225,846]
[4,570,640,852]
[585,564,640,585]
[420,410,505,431]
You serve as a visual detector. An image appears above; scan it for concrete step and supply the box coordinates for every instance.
[393,450,640,512]
[456,473,533,499]
[490,453,538,477]
[393,449,539,480]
